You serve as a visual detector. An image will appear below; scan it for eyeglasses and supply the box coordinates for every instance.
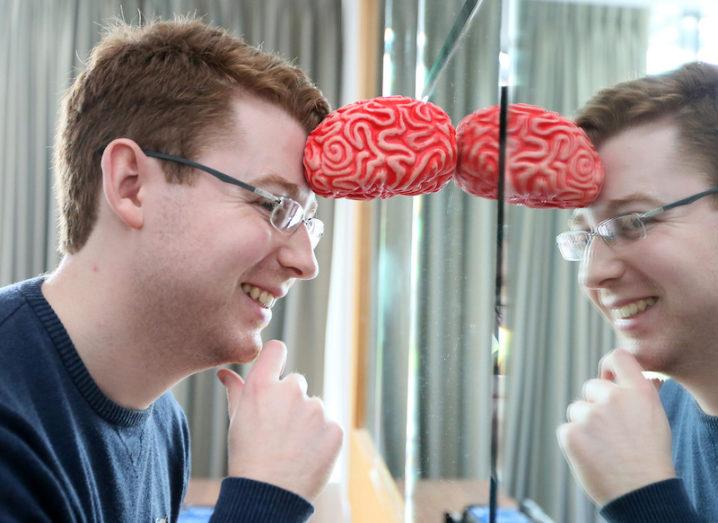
[556,187,718,261]
[143,150,324,249]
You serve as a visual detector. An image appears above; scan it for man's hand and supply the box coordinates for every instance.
[216,340,343,501]
[556,348,676,506]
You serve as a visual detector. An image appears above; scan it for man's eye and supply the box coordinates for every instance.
[253,199,275,213]
[620,214,643,228]
[610,214,645,240]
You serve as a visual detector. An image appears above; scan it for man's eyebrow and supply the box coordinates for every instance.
[602,193,663,216]
[251,173,314,207]
[568,192,662,228]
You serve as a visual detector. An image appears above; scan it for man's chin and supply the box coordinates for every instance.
[201,327,262,366]
[227,332,263,365]
[623,340,674,375]
[240,344,262,364]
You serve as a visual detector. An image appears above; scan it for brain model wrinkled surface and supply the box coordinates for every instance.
[304,96,457,199]
[454,103,604,208]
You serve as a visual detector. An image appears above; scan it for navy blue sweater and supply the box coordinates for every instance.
[0,277,313,522]
[600,379,715,523]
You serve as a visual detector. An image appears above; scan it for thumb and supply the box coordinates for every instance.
[649,377,664,391]
[217,368,245,417]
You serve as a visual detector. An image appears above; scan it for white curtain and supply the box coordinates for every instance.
[0,0,343,479]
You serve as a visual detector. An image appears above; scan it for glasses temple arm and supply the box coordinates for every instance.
[642,187,718,219]
[142,150,280,202]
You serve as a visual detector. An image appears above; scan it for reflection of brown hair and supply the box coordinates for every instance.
[55,18,330,254]
[576,61,718,182]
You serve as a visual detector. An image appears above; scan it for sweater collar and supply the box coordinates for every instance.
[21,276,152,427]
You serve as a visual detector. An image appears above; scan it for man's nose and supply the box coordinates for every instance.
[578,236,625,290]
[278,225,320,280]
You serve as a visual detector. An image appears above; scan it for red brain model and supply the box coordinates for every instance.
[303,96,457,199]
[455,103,604,208]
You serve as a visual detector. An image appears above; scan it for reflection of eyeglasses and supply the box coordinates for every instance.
[556,187,718,261]
[143,150,324,249]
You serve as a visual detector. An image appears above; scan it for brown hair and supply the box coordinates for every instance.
[576,62,718,184]
[54,17,330,254]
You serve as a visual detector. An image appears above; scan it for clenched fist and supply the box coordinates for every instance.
[217,340,343,501]
[557,348,676,506]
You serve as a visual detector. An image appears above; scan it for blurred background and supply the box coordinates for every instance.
[2,1,717,521]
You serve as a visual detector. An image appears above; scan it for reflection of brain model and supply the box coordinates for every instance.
[304,96,457,199]
[455,103,604,208]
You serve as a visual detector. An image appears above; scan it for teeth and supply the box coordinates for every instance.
[613,297,657,319]
[241,283,277,309]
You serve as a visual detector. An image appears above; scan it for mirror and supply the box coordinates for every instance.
[363,0,505,520]
[503,1,716,522]
[364,0,717,521]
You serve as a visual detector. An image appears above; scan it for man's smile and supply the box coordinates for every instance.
[608,297,659,320]
[240,283,280,309]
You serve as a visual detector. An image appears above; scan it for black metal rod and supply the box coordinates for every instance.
[489,83,509,523]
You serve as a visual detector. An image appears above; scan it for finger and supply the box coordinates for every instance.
[247,340,287,384]
[597,352,615,381]
[308,395,325,411]
[599,348,647,387]
[283,373,309,396]
[581,378,615,403]
[217,368,245,417]
[649,377,664,391]
[566,400,592,423]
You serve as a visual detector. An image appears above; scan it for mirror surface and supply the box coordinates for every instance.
[364,0,503,520]
[365,0,718,521]
[503,1,717,521]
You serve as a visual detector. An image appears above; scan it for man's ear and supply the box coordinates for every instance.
[101,139,149,230]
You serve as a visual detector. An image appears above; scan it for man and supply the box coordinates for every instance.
[556,62,718,522]
[0,18,342,522]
